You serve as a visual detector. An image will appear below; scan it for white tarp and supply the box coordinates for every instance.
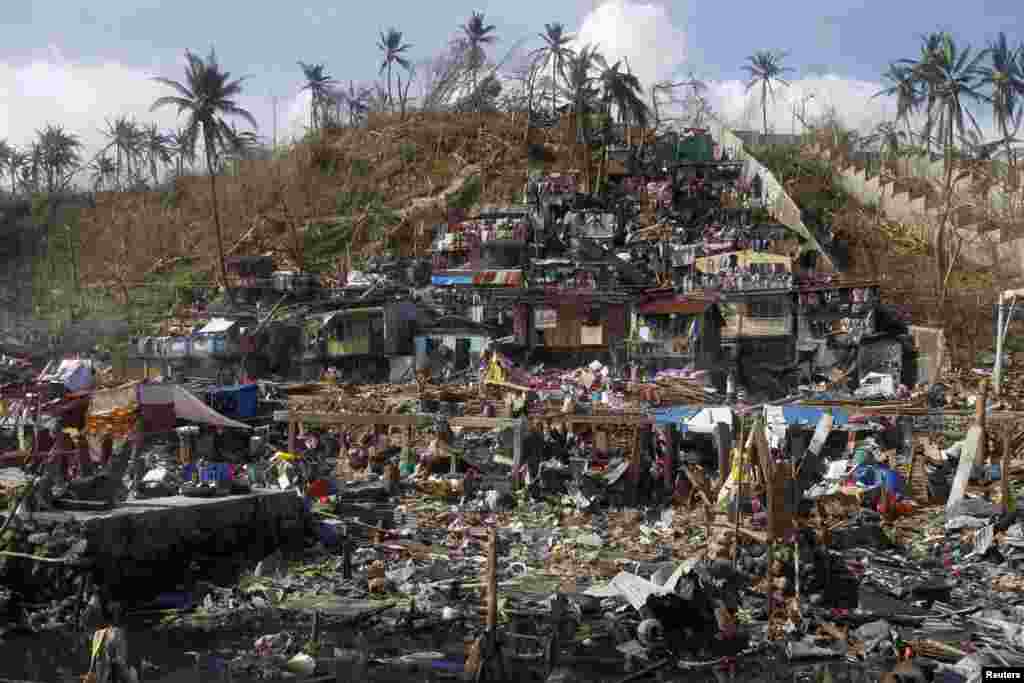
[198,318,237,334]
[40,359,94,393]
[139,383,252,430]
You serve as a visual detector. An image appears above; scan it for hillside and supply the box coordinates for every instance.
[76,113,590,298]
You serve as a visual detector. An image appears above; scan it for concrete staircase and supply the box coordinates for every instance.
[805,143,1021,276]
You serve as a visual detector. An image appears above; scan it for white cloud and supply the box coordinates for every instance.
[573,0,685,89]
[0,49,301,180]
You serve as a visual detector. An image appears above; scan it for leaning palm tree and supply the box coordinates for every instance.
[873,63,922,141]
[978,32,1024,172]
[377,29,412,111]
[533,22,575,114]
[461,11,498,107]
[742,50,793,138]
[151,48,258,306]
[297,61,337,131]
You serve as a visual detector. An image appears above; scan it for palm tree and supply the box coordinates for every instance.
[898,32,948,156]
[978,33,1024,173]
[89,154,117,192]
[742,50,793,138]
[141,124,173,187]
[168,127,197,177]
[920,34,987,170]
[533,22,575,114]
[0,140,12,197]
[873,63,922,141]
[377,29,412,111]
[102,115,143,190]
[599,59,648,137]
[863,121,907,176]
[337,81,371,127]
[36,124,82,194]
[561,44,602,145]
[7,149,25,197]
[151,48,258,306]
[298,61,337,131]
[461,11,498,106]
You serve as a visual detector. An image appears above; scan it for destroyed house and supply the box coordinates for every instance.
[318,301,419,358]
[629,295,724,372]
[414,315,496,379]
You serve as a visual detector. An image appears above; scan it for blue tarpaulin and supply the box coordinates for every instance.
[778,406,851,426]
[652,406,702,426]
[431,274,474,286]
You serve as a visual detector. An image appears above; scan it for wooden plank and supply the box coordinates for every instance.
[532,413,654,426]
[450,416,523,429]
[279,412,420,427]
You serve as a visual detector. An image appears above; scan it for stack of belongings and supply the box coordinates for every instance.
[85,381,141,439]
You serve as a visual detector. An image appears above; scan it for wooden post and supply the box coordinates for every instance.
[511,419,524,491]
[288,420,297,454]
[486,528,498,629]
[977,379,989,463]
[1002,428,1013,514]
[630,426,641,507]
[595,430,608,454]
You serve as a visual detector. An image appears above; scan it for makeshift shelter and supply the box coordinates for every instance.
[138,383,253,432]
[39,359,94,393]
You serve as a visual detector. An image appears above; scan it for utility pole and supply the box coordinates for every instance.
[272,95,278,150]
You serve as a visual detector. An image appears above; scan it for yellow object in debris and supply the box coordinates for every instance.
[274,451,300,462]
[484,355,505,384]
[0,400,6,417]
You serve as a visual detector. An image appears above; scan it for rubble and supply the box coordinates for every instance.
[6,120,1024,683]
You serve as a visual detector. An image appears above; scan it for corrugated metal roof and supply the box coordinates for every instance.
[638,297,715,316]
[198,318,237,334]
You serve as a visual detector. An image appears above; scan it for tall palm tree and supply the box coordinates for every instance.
[36,124,82,194]
[873,63,922,141]
[919,34,988,170]
[141,124,174,187]
[102,115,143,190]
[561,44,602,145]
[599,59,648,133]
[461,11,497,106]
[0,140,12,197]
[377,29,412,111]
[533,22,575,114]
[151,48,258,306]
[337,81,371,126]
[89,154,117,192]
[898,32,948,156]
[978,32,1024,171]
[168,127,197,177]
[742,50,794,138]
[7,149,25,197]
[297,61,337,131]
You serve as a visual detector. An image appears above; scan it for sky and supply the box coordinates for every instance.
[1,0,1018,168]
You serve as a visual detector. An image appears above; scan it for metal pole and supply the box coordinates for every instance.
[995,293,1006,395]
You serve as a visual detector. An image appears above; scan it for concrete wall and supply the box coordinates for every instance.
[808,143,1022,276]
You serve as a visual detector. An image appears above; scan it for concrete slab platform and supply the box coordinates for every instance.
[1,470,305,597]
